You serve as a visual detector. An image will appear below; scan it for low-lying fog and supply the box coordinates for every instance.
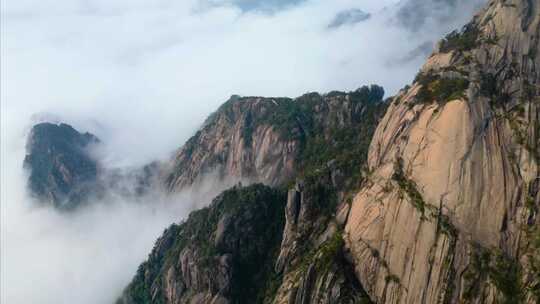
[1,0,485,303]
[0,117,209,304]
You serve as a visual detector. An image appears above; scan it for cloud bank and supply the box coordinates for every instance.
[2,0,486,166]
[1,0,486,303]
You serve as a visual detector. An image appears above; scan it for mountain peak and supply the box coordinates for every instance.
[23,122,101,209]
[344,0,540,302]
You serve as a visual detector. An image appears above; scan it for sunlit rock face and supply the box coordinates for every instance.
[32,0,540,303]
[23,122,102,209]
[345,0,540,303]
[164,86,386,193]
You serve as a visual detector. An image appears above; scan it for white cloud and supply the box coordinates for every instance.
[1,0,486,303]
[2,0,485,165]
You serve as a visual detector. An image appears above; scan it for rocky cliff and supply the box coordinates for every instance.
[110,0,540,303]
[118,184,287,304]
[164,86,386,192]
[119,87,387,303]
[345,0,540,303]
[24,122,102,209]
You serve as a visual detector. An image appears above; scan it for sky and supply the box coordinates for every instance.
[1,0,486,303]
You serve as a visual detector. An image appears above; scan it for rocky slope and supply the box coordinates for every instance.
[164,86,386,192]
[119,87,388,304]
[118,184,287,304]
[118,179,371,304]
[345,0,540,303]
[24,122,102,209]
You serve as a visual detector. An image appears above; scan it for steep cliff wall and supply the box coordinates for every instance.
[164,87,386,192]
[120,1,540,303]
[345,0,540,303]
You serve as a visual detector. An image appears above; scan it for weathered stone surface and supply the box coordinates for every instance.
[164,88,387,193]
[345,1,540,303]
[118,2,540,303]
[272,171,371,304]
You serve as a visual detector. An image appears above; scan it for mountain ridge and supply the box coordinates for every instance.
[22,0,540,303]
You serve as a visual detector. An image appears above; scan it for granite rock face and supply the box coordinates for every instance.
[164,87,386,193]
[23,123,101,209]
[345,0,540,303]
[81,1,540,303]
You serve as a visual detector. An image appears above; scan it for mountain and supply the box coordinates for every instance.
[118,184,288,304]
[164,86,386,192]
[120,0,540,303]
[25,0,540,302]
[24,123,161,209]
[23,123,102,209]
[119,87,388,303]
[345,0,540,303]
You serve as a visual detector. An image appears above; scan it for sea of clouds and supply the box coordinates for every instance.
[1,0,485,303]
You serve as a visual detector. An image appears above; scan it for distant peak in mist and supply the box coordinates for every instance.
[328,8,371,29]
[24,122,102,210]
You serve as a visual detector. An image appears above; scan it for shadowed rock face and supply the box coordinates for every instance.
[23,123,101,209]
[23,122,162,210]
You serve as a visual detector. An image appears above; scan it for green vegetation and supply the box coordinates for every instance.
[315,231,345,273]
[258,97,313,141]
[385,274,401,285]
[490,251,523,304]
[462,245,491,301]
[415,72,470,105]
[462,245,524,304]
[523,188,540,303]
[526,228,540,302]
[437,213,458,238]
[298,86,387,190]
[392,158,427,216]
[302,171,339,217]
[479,72,515,106]
[291,231,373,303]
[439,24,480,53]
[121,184,287,304]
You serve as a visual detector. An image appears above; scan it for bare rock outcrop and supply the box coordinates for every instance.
[272,165,371,304]
[345,0,540,303]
